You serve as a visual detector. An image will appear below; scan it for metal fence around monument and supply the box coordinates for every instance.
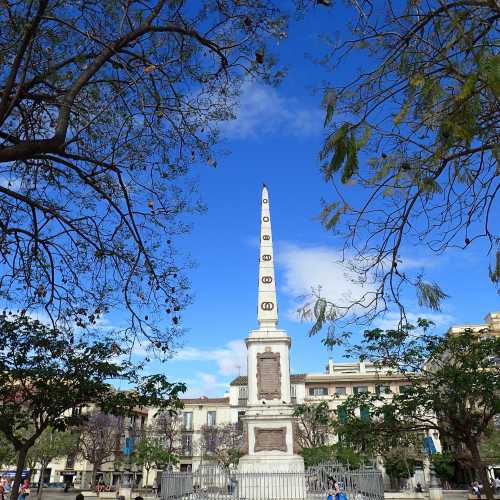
[161,462,384,500]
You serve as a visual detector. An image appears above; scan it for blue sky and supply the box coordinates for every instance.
[131,6,499,397]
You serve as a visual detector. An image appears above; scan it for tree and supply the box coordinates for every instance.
[26,429,79,500]
[304,0,499,333]
[152,411,182,456]
[199,423,243,469]
[336,322,500,500]
[383,448,417,491]
[0,432,16,469]
[0,314,185,500]
[299,445,367,468]
[78,412,123,488]
[479,422,500,466]
[293,402,333,448]
[299,445,335,468]
[134,435,177,486]
[431,452,455,488]
[0,0,288,348]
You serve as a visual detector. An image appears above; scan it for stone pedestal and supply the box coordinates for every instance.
[428,461,443,500]
[118,487,132,500]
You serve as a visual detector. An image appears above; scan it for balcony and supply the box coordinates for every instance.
[181,447,193,457]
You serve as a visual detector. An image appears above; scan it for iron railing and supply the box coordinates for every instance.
[161,462,384,500]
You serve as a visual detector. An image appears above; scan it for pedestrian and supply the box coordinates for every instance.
[327,477,341,500]
[415,483,423,493]
[75,494,84,500]
[472,481,481,499]
[495,477,500,494]
[152,478,158,497]
[19,479,30,500]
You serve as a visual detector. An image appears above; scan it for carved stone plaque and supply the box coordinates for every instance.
[254,427,287,453]
[257,351,281,400]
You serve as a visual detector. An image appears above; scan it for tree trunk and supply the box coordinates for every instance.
[37,463,47,500]
[92,462,100,490]
[11,447,29,500]
[469,441,493,500]
[145,468,150,488]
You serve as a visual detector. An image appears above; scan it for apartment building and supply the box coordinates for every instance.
[173,359,421,473]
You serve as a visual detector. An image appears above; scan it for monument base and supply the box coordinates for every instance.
[237,455,306,499]
[238,453,305,473]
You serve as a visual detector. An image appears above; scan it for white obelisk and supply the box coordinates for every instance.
[238,186,305,493]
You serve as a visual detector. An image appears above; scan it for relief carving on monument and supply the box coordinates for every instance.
[257,351,281,400]
[254,427,287,453]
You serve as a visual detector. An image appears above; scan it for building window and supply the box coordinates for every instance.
[181,434,192,455]
[376,385,391,395]
[353,386,368,394]
[183,412,193,430]
[207,411,216,426]
[309,387,328,396]
[338,407,348,423]
[335,387,346,396]
[291,385,297,398]
[360,406,370,421]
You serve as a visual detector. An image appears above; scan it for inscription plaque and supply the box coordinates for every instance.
[254,427,287,453]
[257,351,281,400]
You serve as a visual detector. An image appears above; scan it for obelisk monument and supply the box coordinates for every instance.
[238,185,305,476]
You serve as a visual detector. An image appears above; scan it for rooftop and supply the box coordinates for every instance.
[230,374,306,386]
[181,397,230,405]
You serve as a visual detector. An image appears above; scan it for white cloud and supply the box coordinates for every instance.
[279,243,371,321]
[173,339,247,376]
[183,372,230,398]
[373,311,455,331]
[219,81,323,139]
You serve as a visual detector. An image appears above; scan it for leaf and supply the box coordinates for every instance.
[410,73,425,88]
[323,89,337,127]
[320,122,349,161]
[144,65,156,74]
[394,100,411,125]
[480,54,500,97]
[319,201,342,230]
[341,133,358,183]
[356,124,371,149]
[415,280,449,310]
[457,73,478,101]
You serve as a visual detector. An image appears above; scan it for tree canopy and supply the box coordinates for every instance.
[305,0,499,334]
[0,0,288,349]
[334,322,500,499]
[0,313,185,500]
